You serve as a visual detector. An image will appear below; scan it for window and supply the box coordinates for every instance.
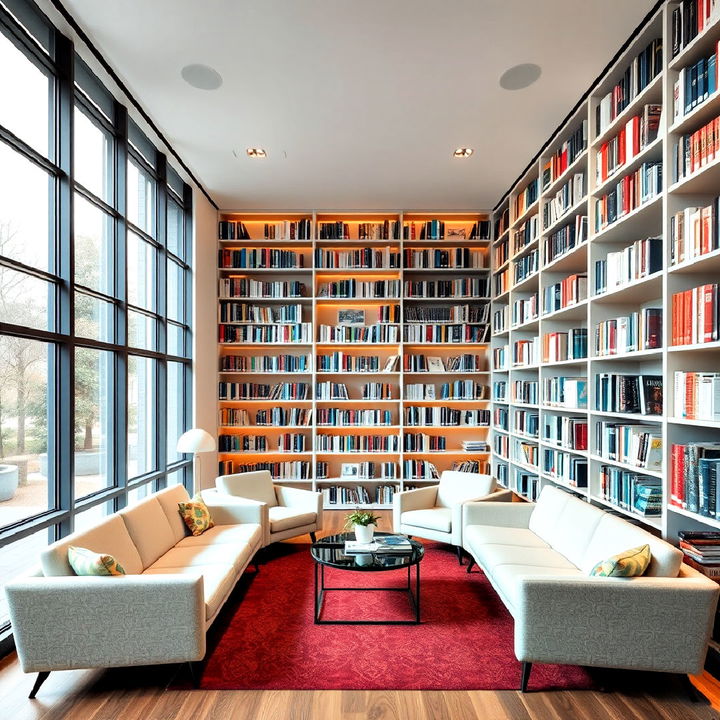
[0,1,194,641]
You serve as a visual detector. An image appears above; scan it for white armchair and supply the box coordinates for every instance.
[214,470,322,547]
[393,470,512,563]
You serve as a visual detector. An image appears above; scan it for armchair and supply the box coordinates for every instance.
[393,470,512,563]
[215,470,322,547]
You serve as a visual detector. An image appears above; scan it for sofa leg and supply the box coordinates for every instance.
[29,671,50,699]
[455,546,464,565]
[310,531,317,544]
[187,661,201,689]
[683,674,710,704]
[520,662,532,693]
[466,558,476,573]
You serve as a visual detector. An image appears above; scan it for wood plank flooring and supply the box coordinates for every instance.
[0,510,718,720]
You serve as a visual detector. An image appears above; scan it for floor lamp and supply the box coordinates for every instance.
[176,428,216,490]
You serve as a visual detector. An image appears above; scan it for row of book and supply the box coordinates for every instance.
[594,38,663,136]
[542,328,588,363]
[219,382,311,401]
[323,485,399,506]
[315,353,397,373]
[671,283,720,345]
[404,407,490,427]
[218,302,304,324]
[512,215,539,255]
[406,220,490,240]
[462,440,489,452]
[513,338,539,367]
[495,207,510,238]
[315,248,400,269]
[542,415,588,451]
[594,162,663,233]
[218,323,312,344]
[543,173,584,229]
[542,449,587,487]
[493,407,508,431]
[404,433,447,452]
[671,1,720,58]
[261,220,313,240]
[514,471,540,501]
[318,221,401,240]
[673,371,720,421]
[594,236,662,295]
[544,215,587,265]
[251,407,312,426]
[514,178,539,218]
[670,200,720,265]
[404,304,490,324]
[218,433,308,453]
[674,111,720,183]
[317,279,400,299]
[595,373,663,415]
[543,376,588,409]
[317,324,400,344]
[674,46,720,121]
[404,381,488,401]
[360,383,394,400]
[316,409,393,426]
[219,279,306,299]
[494,434,509,459]
[220,353,310,372]
[593,308,662,356]
[513,249,539,284]
[218,220,252,240]
[512,294,538,327]
[511,379,539,405]
[403,278,490,299]
[670,442,720,517]
[403,324,490,344]
[595,105,661,186]
[494,238,508,268]
[493,268,509,297]
[217,460,320,479]
[595,422,662,470]
[542,273,587,314]
[402,248,487,270]
[541,120,588,190]
[492,345,507,371]
[315,435,400,453]
[598,466,662,517]
[514,439,539,467]
[219,248,304,269]
[401,353,487,373]
[514,409,538,437]
[494,380,508,403]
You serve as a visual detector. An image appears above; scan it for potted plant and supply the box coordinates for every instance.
[344,509,381,543]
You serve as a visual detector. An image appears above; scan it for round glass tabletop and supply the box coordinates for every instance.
[310,531,424,571]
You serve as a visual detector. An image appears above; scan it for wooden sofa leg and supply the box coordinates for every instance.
[455,546,464,565]
[310,531,317,544]
[520,662,532,693]
[29,671,50,699]
[466,558,476,573]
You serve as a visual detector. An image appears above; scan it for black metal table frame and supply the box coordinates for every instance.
[313,554,421,625]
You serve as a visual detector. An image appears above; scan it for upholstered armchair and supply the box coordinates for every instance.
[393,470,512,563]
[213,470,322,547]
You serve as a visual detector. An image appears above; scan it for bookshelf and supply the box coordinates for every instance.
[491,1,720,540]
[217,211,491,510]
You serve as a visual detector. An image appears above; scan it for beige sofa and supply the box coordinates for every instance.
[463,485,720,691]
[5,484,263,697]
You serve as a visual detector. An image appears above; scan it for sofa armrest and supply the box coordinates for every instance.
[451,489,515,544]
[201,488,266,526]
[393,486,439,532]
[275,486,322,521]
[6,574,205,672]
[514,566,720,674]
[462,498,534,529]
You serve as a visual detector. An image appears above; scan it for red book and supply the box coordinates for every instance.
[704,284,717,342]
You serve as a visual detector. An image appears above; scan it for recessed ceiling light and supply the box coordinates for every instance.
[246,148,267,158]
[453,148,474,158]
[181,63,223,91]
[499,63,542,91]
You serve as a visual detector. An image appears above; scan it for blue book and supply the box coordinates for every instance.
[710,54,717,97]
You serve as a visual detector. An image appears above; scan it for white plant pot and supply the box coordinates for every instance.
[354,523,375,543]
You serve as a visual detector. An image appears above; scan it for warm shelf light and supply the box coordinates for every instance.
[453,148,474,158]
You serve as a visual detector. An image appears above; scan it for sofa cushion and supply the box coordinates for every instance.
[142,563,237,621]
[268,506,316,533]
[217,470,277,507]
[472,544,577,574]
[68,545,126,576]
[436,471,494,508]
[527,486,571,546]
[40,515,143,576]
[590,544,651,577]
[582,515,682,578]
[175,523,262,549]
[546,495,606,568]
[178,494,215,537]
[155,484,192,544]
[120,497,177,569]
[148,544,251,574]
[401,508,452,533]
[464,525,550,551]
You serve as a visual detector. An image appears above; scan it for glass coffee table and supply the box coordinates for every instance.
[310,532,424,625]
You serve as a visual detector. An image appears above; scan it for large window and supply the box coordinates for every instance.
[0,0,193,637]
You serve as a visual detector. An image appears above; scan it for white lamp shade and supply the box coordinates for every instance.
[176,428,216,453]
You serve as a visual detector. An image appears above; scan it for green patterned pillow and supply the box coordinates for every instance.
[68,545,126,576]
[590,544,651,577]
[178,493,215,536]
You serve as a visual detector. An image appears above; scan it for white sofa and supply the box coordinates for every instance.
[5,484,263,698]
[462,485,720,691]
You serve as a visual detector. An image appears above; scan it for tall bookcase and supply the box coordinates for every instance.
[217,211,492,510]
[491,1,720,540]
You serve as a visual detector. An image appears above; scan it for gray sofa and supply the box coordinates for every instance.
[5,484,263,697]
[462,485,720,691]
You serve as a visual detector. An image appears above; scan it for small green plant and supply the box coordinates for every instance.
[344,509,381,529]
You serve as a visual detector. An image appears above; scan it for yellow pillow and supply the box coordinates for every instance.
[178,493,215,536]
[68,546,126,576]
[590,544,651,577]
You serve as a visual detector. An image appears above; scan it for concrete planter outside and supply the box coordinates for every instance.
[40,451,105,477]
[0,464,19,501]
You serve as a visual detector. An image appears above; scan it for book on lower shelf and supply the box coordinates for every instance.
[594,374,663,415]
[671,283,720,345]
[673,371,720,421]
[593,237,662,294]
[670,200,720,265]
[596,422,662,470]
[670,443,720,517]
[599,465,662,516]
[593,308,662,356]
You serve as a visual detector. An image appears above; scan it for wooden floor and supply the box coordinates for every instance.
[1,510,719,720]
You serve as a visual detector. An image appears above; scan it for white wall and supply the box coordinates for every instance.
[192,189,218,490]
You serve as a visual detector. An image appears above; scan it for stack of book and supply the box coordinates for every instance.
[345,535,413,554]
[678,531,720,580]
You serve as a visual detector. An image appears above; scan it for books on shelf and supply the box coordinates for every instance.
[542,328,588,362]
[403,459,439,480]
[217,460,317,480]
[677,531,720,573]
[512,215,539,254]
[493,305,509,334]
[219,302,304,324]
[495,207,510,238]
[513,438,539,467]
[218,434,269,452]
[544,215,587,265]
[673,46,719,120]
[403,278,489,299]
[593,308,662,356]
[404,406,489,427]
[452,459,490,474]
[403,324,489,344]
[543,174,585,229]
[512,250,539,285]
[514,179,539,218]
[315,434,399,453]
[219,381,310,401]
[403,353,486,373]
[594,237,662,294]
[594,373,663,415]
[671,442,720,515]
[599,466,662,516]
[494,239,508,268]
[462,440,489,452]
[316,352,397,373]
[673,371,720,420]
[318,324,400,344]
[542,376,588,409]
[670,201,720,265]
[219,248,305,269]
[515,470,540,501]
[362,382,394,400]
[512,338,539,367]
[542,449,588,487]
[594,38,663,137]
[671,2,720,59]
[219,278,307,299]
[316,382,349,400]
[323,484,398,506]
[316,408,392,426]
[250,407,313,426]
[673,114,720,182]
[671,283,720,345]
[512,294,538,327]
[315,247,400,269]
[219,323,311,344]
[261,220,313,240]
[596,422,662,470]
[404,433,447,452]
[403,248,487,269]
[514,409,539,438]
[542,415,588,450]
[220,354,311,372]
[404,304,490,324]
[542,120,588,190]
[494,268,510,296]
[511,379,539,405]
[494,433,509,458]
[542,273,587,314]
[219,220,250,240]
[317,278,401,299]
[317,220,400,240]
[493,406,508,431]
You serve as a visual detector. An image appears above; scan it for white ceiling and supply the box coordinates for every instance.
[62,0,657,211]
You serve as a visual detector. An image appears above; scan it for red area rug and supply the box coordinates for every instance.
[199,542,595,691]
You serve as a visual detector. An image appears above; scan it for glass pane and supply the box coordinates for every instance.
[75,348,113,498]
[0,526,53,627]
[167,322,185,357]
[0,338,52,527]
[75,291,114,343]
[0,266,51,330]
[128,309,156,351]
[0,30,52,157]
[128,355,156,478]
[128,482,153,505]
[127,231,156,310]
[166,468,185,487]
[74,193,113,295]
[167,361,184,463]
[167,199,184,258]
[74,107,113,204]
[127,160,155,237]
[74,500,114,533]
[0,143,52,271]
[167,258,184,322]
